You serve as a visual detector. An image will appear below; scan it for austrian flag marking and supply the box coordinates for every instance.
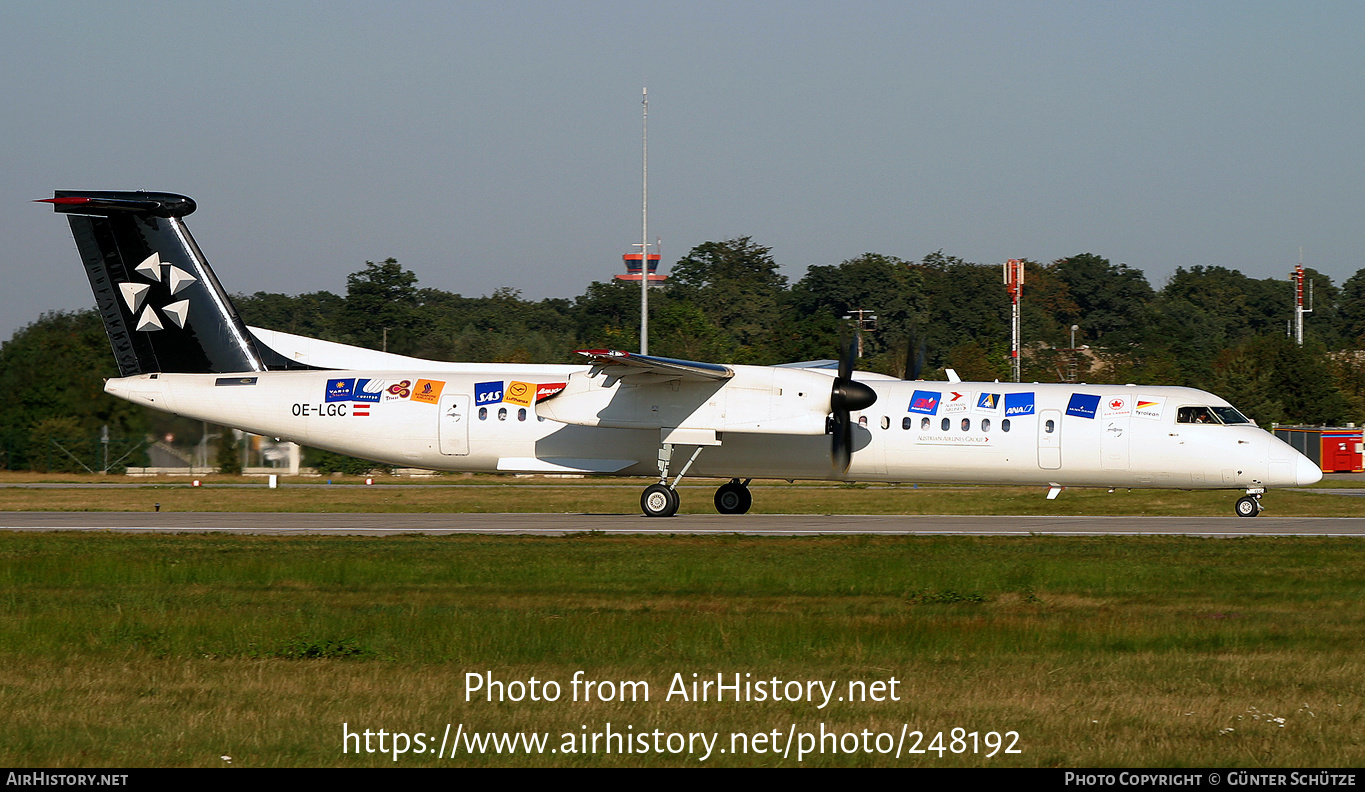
[353,404,370,417]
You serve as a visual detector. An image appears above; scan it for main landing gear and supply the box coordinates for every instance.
[1234,487,1265,518]
[639,443,754,517]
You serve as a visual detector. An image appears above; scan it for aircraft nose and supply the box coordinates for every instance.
[1297,454,1323,486]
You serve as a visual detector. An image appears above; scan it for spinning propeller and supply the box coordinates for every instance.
[829,334,877,476]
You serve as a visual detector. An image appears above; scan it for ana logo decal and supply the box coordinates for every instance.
[1066,393,1101,419]
[474,381,504,405]
[325,378,355,403]
[411,379,445,405]
[1004,393,1035,417]
[908,390,941,415]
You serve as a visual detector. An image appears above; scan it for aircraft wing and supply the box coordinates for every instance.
[574,349,733,382]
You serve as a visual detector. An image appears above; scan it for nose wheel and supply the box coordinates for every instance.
[1234,492,1263,518]
[642,483,680,518]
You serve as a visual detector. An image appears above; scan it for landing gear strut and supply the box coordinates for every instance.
[1235,487,1264,518]
[714,479,753,515]
[640,442,705,518]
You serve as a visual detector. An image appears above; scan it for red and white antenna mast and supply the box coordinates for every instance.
[1291,250,1313,346]
[1004,258,1024,382]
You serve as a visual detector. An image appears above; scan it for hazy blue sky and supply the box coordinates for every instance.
[3,1,1362,341]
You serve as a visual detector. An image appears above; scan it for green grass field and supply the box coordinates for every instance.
[2,530,1365,767]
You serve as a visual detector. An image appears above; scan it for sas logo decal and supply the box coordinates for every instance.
[325,378,355,403]
[503,381,535,408]
[1004,392,1035,417]
[411,379,445,405]
[908,390,941,415]
[474,381,504,405]
[976,393,1001,411]
[1066,393,1101,419]
[1133,396,1165,420]
[943,391,971,414]
[535,382,567,402]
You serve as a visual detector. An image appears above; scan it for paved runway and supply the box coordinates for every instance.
[2,511,1365,537]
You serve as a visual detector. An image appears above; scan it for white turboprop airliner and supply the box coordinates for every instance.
[41,190,1321,517]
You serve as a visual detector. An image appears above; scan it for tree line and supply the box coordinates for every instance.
[3,240,1363,471]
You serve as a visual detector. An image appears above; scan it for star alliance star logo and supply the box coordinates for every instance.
[118,252,196,332]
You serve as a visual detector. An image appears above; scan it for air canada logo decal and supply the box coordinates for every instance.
[120,252,197,332]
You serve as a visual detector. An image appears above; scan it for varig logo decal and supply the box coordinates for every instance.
[325,378,355,403]
[474,381,504,405]
[908,390,941,415]
[1004,392,1035,417]
[1066,393,1101,419]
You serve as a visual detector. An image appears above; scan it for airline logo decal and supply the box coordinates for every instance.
[1103,396,1131,418]
[325,378,355,403]
[976,393,1001,412]
[1066,393,1101,419]
[1004,392,1035,417]
[351,378,384,403]
[118,252,196,332]
[943,391,972,414]
[384,380,412,401]
[412,379,445,405]
[908,390,941,415]
[504,381,535,408]
[1133,396,1165,420]
[474,381,504,405]
[535,383,567,402]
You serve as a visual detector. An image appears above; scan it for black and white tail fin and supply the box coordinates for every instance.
[41,190,311,376]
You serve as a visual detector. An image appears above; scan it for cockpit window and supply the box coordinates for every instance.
[1177,406,1216,424]
[1210,406,1251,425]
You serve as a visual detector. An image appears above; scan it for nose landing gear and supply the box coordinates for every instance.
[1234,487,1265,518]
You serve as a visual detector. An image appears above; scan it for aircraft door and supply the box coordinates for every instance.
[1101,413,1131,470]
[1037,409,1062,469]
[438,394,470,455]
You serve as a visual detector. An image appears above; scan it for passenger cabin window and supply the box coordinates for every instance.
[498,407,508,421]
[478,407,487,421]
[981,418,991,432]
[921,417,930,430]
[1001,419,1011,432]
[1044,419,1055,433]
[941,418,950,431]
[903,417,912,430]
[961,418,970,431]
[518,408,527,422]
[880,416,890,429]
